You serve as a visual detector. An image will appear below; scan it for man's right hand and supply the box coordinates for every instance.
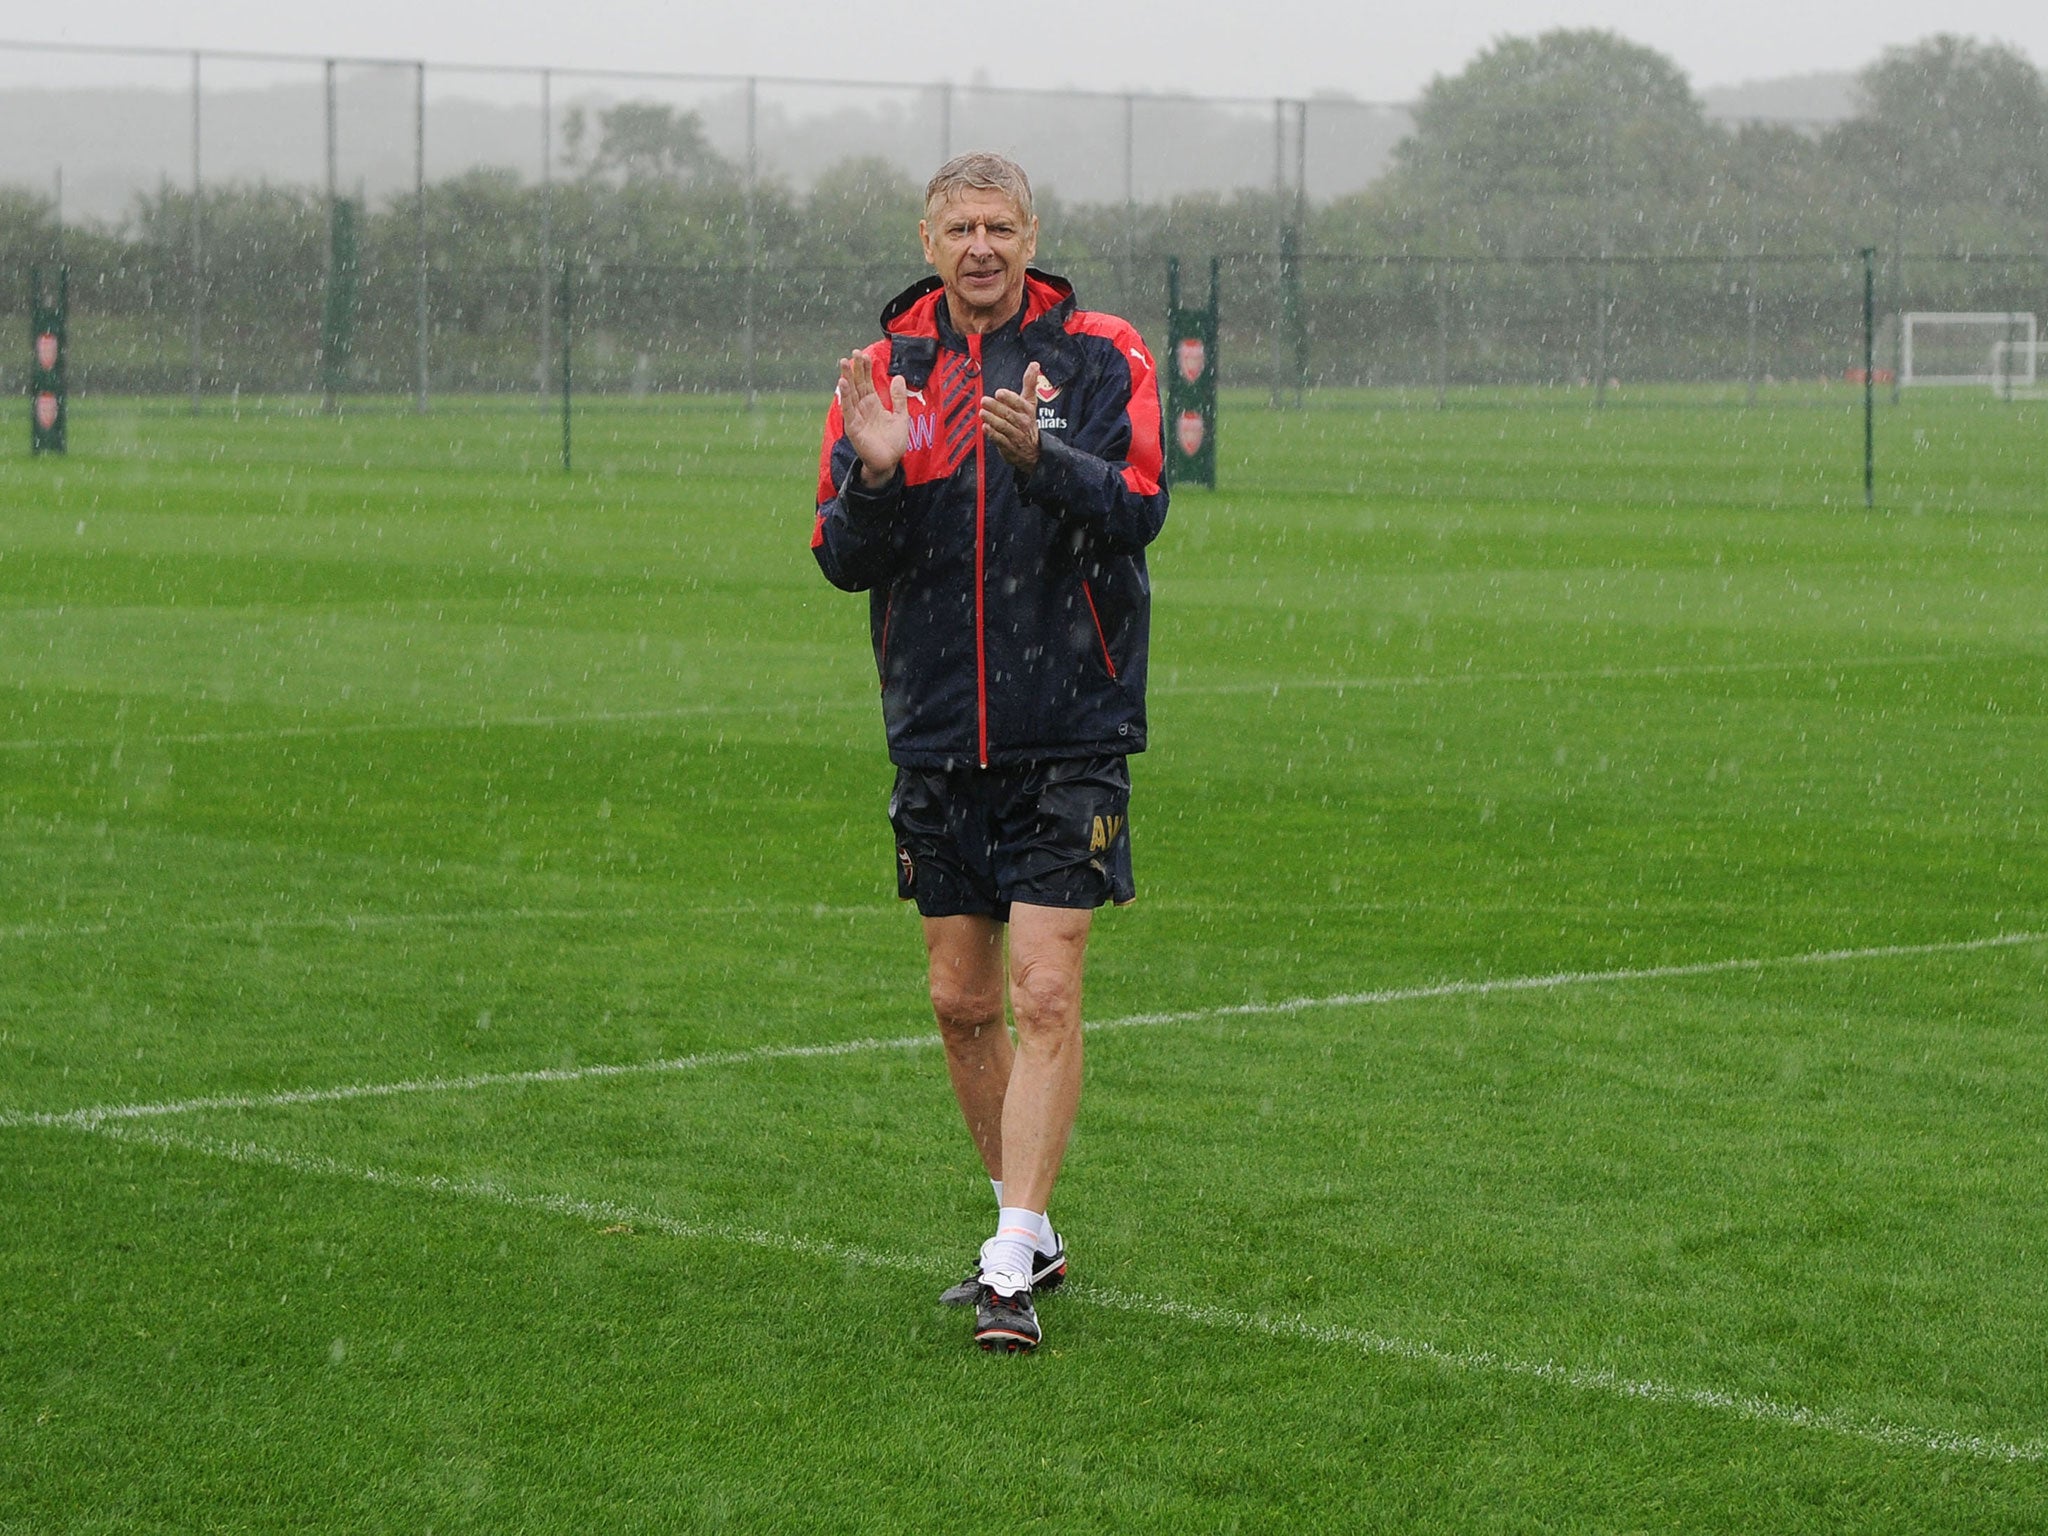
[838,354,911,490]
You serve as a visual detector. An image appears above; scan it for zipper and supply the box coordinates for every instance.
[1080,578,1118,680]
[969,332,988,767]
[877,589,894,691]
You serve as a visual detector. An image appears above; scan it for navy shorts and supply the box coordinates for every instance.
[888,755,1135,921]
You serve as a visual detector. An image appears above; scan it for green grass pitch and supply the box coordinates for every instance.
[2,386,2045,1531]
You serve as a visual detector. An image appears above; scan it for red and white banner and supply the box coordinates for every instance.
[1176,410,1205,457]
[1176,337,1206,384]
[34,333,58,372]
[34,393,60,431]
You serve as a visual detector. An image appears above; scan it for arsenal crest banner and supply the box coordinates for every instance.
[29,265,67,456]
[1164,257,1218,489]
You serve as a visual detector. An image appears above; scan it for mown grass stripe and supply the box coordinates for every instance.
[80,1118,2045,1467]
[1,902,890,945]
[1157,649,1960,696]
[0,649,1971,753]
[0,698,872,755]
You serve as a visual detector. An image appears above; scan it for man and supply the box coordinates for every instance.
[810,152,1167,1353]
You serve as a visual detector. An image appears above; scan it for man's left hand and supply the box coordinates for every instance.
[981,361,1043,474]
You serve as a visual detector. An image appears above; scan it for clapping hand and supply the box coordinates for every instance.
[837,353,910,489]
[980,361,1043,474]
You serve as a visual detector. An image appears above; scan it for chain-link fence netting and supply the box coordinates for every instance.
[4,41,2045,405]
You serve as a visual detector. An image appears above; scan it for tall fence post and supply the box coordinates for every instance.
[743,76,759,408]
[1270,98,1285,408]
[1263,99,1310,407]
[1862,247,1876,509]
[1745,254,1760,408]
[1267,99,1307,408]
[1292,98,1308,405]
[1121,93,1136,321]
[414,61,429,414]
[1279,221,1304,406]
[538,69,552,406]
[1433,263,1449,409]
[1592,251,1611,409]
[1890,203,1905,406]
[322,59,338,411]
[189,51,203,414]
[559,261,573,474]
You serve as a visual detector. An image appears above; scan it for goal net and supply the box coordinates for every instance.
[1900,312,2039,389]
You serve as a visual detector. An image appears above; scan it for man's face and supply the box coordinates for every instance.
[920,189,1039,332]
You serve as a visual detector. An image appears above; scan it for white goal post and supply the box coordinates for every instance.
[1990,339,2048,398]
[1900,311,2039,389]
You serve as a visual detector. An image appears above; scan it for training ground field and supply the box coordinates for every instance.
[3,387,2045,1531]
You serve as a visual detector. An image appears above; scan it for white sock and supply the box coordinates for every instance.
[1035,1209,1060,1256]
[980,1206,1042,1294]
[990,1182,1059,1255]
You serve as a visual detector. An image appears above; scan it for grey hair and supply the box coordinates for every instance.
[924,152,1034,223]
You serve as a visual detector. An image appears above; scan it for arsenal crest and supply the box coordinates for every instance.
[1176,337,1206,384]
[35,332,59,372]
[1176,410,1206,457]
[34,393,60,431]
[1034,373,1060,403]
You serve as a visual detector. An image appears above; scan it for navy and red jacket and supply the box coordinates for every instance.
[811,270,1168,769]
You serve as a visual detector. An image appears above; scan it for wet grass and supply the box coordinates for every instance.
[2,388,2046,1531]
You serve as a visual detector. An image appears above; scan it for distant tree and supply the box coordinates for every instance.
[1714,122,1847,250]
[1390,29,1723,251]
[1843,35,2048,218]
[403,168,539,265]
[0,187,60,277]
[805,157,923,264]
[129,182,326,317]
[566,101,732,188]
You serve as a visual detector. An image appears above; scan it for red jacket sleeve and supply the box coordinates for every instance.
[810,345,906,592]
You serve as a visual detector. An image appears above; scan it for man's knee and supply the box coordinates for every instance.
[930,976,1003,1040]
[1008,951,1083,1039]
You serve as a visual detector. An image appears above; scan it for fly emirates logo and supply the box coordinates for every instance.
[1034,374,1068,432]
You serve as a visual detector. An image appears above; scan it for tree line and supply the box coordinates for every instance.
[5,31,2044,393]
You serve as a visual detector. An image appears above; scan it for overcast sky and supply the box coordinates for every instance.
[13,0,2048,99]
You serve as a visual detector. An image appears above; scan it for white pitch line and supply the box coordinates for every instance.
[1076,1286,2044,1466]
[1089,929,2048,1030]
[80,1118,2047,1467]
[1155,650,1961,698]
[1,1032,941,1132]
[6,930,2042,1134]
[0,901,890,946]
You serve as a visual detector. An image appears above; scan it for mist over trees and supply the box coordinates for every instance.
[563,102,733,188]
[1347,29,2048,257]
[4,29,2043,392]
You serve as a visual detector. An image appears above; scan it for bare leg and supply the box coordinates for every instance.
[922,914,1011,1181]
[998,903,1093,1214]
